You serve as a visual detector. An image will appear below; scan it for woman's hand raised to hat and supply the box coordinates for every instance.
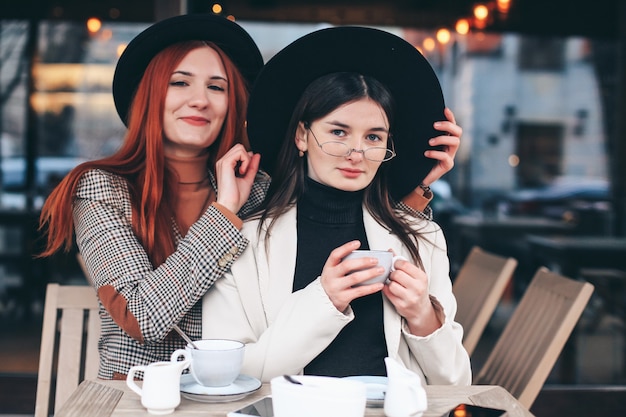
[420,107,461,187]
[215,144,261,214]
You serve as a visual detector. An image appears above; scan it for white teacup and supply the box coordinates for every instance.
[271,375,367,417]
[344,250,407,286]
[174,339,244,387]
[126,350,191,415]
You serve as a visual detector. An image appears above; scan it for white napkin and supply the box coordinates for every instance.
[383,357,427,417]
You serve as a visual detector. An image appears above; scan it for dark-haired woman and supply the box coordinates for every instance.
[202,27,471,385]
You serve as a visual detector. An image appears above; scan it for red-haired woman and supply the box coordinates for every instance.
[39,15,269,380]
[38,15,461,380]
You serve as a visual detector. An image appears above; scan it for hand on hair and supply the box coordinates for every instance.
[215,144,260,214]
[420,107,461,187]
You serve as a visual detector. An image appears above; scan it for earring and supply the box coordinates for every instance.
[298,150,304,157]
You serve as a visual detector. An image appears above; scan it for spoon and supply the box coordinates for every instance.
[172,324,199,349]
[283,374,303,385]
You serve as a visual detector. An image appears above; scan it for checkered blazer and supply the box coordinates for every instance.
[73,168,270,379]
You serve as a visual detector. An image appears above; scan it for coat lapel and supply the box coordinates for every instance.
[259,207,299,324]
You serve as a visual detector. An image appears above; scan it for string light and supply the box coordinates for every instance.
[423,37,436,52]
[497,0,511,14]
[474,4,489,21]
[456,19,470,35]
[436,28,451,45]
[429,1,514,46]
[86,17,102,33]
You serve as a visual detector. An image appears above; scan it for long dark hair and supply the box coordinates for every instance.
[253,72,426,265]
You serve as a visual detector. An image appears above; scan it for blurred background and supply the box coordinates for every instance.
[1,0,625,415]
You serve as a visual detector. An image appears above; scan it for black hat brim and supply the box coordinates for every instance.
[246,26,445,201]
[113,14,264,126]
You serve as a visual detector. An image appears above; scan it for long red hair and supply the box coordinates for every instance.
[39,41,252,266]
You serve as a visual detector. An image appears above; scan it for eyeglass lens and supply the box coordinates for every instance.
[320,141,394,162]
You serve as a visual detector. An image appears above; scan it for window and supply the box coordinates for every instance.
[518,37,565,71]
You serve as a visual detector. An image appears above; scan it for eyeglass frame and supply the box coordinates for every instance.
[305,125,397,162]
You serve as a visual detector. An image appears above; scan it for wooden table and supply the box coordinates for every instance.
[526,235,626,279]
[56,379,535,417]
[449,214,575,284]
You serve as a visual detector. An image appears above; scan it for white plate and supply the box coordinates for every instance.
[180,374,262,403]
[344,375,387,408]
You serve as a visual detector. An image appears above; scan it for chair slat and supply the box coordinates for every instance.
[35,283,60,417]
[85,309,101,380]
[55,308,86,410]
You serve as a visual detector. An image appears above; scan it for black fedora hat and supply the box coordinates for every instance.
[246,26,445,201]
[113,13,264,126]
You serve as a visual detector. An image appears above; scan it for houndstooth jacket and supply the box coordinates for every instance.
[73,168,270,379]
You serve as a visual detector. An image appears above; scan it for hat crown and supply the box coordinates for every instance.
[112,14,263,126]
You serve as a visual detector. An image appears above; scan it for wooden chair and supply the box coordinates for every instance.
[35,283,100,417]
[452,246,518,356]
[474,267,594,408]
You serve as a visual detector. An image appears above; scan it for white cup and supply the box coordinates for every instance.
[344,250,407,286]
[174,339,244,387]
[271,375,367,417]
[126,350,191,415]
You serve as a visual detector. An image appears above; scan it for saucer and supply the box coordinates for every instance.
[344,375,388,408]
[180,374,262,403]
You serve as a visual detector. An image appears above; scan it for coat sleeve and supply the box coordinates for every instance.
[202,253,353,382]
[401,225,472,385]
[73,169,260,344]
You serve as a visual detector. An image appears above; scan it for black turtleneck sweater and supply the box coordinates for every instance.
[293,178,387,377]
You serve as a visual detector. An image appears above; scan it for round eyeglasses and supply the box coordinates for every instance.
[308,128,396,162]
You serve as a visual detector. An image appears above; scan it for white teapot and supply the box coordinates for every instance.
[383,357,427,417]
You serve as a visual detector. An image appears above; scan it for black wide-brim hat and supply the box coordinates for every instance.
[113,14,264,126]
[246,26,445,201]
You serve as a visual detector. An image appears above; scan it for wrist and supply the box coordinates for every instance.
[418,183,432,198]
[401,184,433,212]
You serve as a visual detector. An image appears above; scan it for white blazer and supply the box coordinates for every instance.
[202,206,471,385]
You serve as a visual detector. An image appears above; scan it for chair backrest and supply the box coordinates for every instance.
[35,283,100,417]
[452,246,518,356]
[474,267,594,408]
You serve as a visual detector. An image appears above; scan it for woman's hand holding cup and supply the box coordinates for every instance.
[320,241,407,312]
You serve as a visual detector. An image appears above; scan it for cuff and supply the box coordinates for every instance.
[211,202,243,230]
[401,186,433,213]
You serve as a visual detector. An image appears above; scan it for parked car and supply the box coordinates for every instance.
[497,177,611,221]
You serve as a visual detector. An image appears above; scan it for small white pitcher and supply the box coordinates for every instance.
[383,357,427,417]
[126,350,191,415]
